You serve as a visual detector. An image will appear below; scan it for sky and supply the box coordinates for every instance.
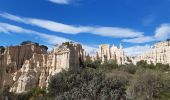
[0,0,170,56]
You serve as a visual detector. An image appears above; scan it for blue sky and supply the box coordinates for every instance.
[0,0,170,56]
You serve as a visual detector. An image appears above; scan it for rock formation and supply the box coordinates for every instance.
[2,40,170,94]
[1,42,85,93]
[0,54,5,98]
[133,40,170,65]
[97,44,128,65]
[0,46,6,98]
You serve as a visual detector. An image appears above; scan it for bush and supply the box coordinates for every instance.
[48,68,128,100]
[99,59,118,71]
[127,69,169,100]
[137,60,156,69]
[2,87,46,100]
[84,59,102,69]
[156,63,170,71]
[119,64,137,74]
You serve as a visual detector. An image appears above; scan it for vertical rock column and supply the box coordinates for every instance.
[0,54,5,99]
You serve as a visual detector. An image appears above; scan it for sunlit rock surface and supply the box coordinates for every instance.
[1,42,85,93]
[133,40,170,65]
[97,44,128,65]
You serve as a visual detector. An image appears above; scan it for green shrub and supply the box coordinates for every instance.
[84,59,102,69]
[119,64,137,74]
[127,69,169,100]
[156,63,170,71]
[48,68,128,100]
[99,59,118,71]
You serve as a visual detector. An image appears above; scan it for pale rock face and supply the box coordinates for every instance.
[98,44,128,65]
[48,43,84,75]
[1,42,85,93]
[99,44,111,63]
[133,41,170,65]
[4,43,47,73]
[10,60,39,93]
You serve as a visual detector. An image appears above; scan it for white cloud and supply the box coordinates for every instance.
[27,18,93,34]
[0,22,29,34]
[155,23,170,40]
[0,22,71,44]
[0,22,97,54]
[122,36,155,43]
[124,45,151,56]
[91,27,143,38]
[48,0,72,5]
[0,13,144,38]
[122,23,170,44]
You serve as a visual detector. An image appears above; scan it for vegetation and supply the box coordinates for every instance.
[40,45,48,50]
[48,60,170,100]
[0,46,5,54]
[2,87,46,100]
[20,41,48,50]
[127,69,170,100]
[62,41,74,46]
[48,68,128,100]
[20,41,39,46]
[136,60,170,71]
[2,60,170,100]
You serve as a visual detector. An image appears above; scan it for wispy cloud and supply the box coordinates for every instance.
[91,27,143,38]
[122,36,155,43]
[0,13,144,38]
[155,23,170,40]
[124,45,151,56]
[48,0,72,5]
[122,23,170,44]
[0,22,71,44]
[0,22,97,54]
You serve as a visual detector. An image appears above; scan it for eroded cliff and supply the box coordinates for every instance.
[1,42,85,93]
